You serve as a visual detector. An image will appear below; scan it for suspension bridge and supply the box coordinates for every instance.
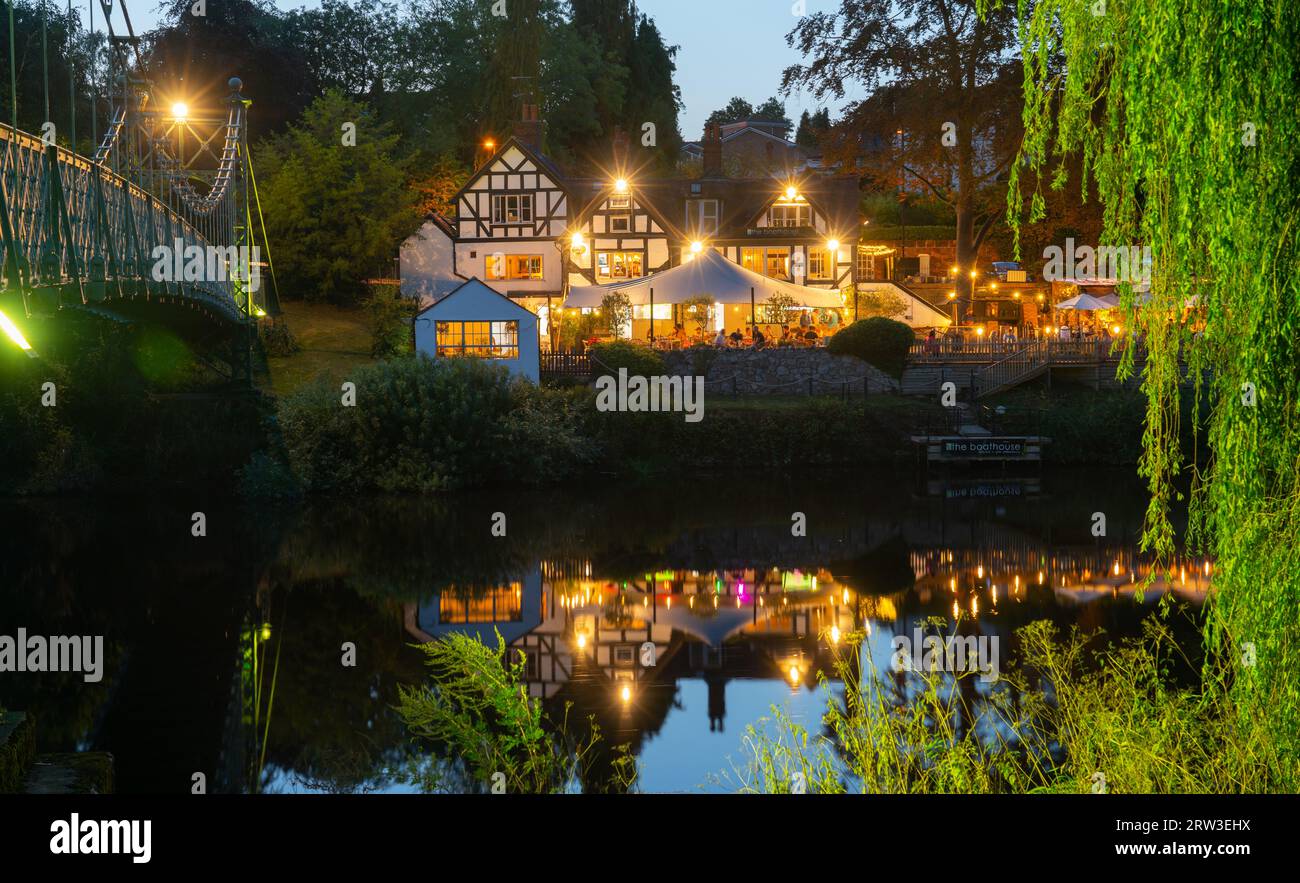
[0,0,278,383]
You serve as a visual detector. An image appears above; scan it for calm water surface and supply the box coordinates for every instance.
[0,467,1210,793]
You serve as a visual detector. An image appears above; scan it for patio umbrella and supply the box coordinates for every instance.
[1053,292,1115,311]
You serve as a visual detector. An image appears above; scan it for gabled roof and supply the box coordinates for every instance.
[451,135,570,205]
[631,174,861,240]
[415,277,538,318]
[566,178,687,241]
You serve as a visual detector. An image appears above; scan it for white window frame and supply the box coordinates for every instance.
[491,193,534,224]
[686,199,720,235]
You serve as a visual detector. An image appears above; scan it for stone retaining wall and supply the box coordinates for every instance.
[660,346,899,396]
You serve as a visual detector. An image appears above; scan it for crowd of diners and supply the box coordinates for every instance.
[647,308,844,350]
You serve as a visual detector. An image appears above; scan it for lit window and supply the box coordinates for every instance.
[768,203,811,228]
[485,254,544,280]
[491,194,533,224]
[596,251,644,279]
[765,249,791,280]
[808,247,832,280]
[609,193,631,210]
[741,248,762,273]
[435,321,520,359]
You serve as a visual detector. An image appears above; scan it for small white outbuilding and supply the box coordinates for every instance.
[413,278,540,383]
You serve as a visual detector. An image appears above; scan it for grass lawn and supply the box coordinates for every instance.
[265,300,375,397]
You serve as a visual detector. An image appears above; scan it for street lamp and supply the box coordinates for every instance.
[614,177,628,193]
[171,101,189,122]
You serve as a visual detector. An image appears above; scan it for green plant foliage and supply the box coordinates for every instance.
[255,91,422,306]
[365,284,416,359]
[734,618,1283,793]
[278,354,594,492]
[1005,0,1300,773]
[397,632,634,793]
[825,317,916,377]
[587,340,666,378]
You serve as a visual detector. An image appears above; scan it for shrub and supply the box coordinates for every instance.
[588,340,665,379]
[278,354,592,492]
[826,317,916,378]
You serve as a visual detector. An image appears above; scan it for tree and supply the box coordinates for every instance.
[783,0,1022,298]
[255,91,420,305]
[795,108,831,150]
[704,96,753,129]
[752,96,792,130]
[144,0,317,139]
[853,286,909,321]
[1012,0,1299,777]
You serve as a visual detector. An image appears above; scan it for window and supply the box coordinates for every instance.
[768,202,811,228]
[608,193,631,210]
[485,254,543,280]
[597,251,643,279]
[435,321,520,359]
[741,248,763,273]
[686,199,720,235]
[610,215,630,232]
[765,249,791,280]
[856,249,872,279]
[808,247,833,280]
[491,193,533,224]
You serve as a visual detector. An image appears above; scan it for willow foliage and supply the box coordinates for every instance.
[999,0,1299,778]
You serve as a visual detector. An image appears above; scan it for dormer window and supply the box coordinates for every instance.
[609,193,630,210]
[768,201,811,228]
[686,199,720,235]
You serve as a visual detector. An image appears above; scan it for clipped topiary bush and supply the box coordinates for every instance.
[588,340,666,379]
[826,317,916,378]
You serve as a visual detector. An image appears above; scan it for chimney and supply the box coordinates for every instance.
[702,122,723,177]
[513,103,544,152]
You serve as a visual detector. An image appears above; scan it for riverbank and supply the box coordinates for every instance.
[2,308,1171,498]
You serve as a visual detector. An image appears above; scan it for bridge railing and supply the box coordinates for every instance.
[2,123,247,323]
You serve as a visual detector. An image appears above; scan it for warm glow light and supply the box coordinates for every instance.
[830,625,841,644]
[826,238,840,252]
[620,685,632,703]
[171,101,189,122]
[1111,324,1122,335]
[969,270,977,279]
[0,309,33,351]
[784,185,798,200]
[976,327,985,337]
[690,240,703,254]
[614,177,628,193]
[571,232,585,250]
[1013,291,1021,299]
[951,264,960,275]
[788,665,800,685]
[576,633,587,650]
[947,291,956,300]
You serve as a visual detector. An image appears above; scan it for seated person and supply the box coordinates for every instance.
[751,327,766,348]
[803,327,819,342]
[728,328,745,346]
[714,329,727,348]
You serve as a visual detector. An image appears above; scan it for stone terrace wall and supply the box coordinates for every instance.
[660,346,899,396]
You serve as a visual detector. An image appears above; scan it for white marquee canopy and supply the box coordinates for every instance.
[563,247,845,309]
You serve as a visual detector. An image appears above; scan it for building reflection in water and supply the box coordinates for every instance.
[404,546,1211,738]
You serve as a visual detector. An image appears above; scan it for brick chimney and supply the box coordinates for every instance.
[702,122,723,177]
[513,103,544,152]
